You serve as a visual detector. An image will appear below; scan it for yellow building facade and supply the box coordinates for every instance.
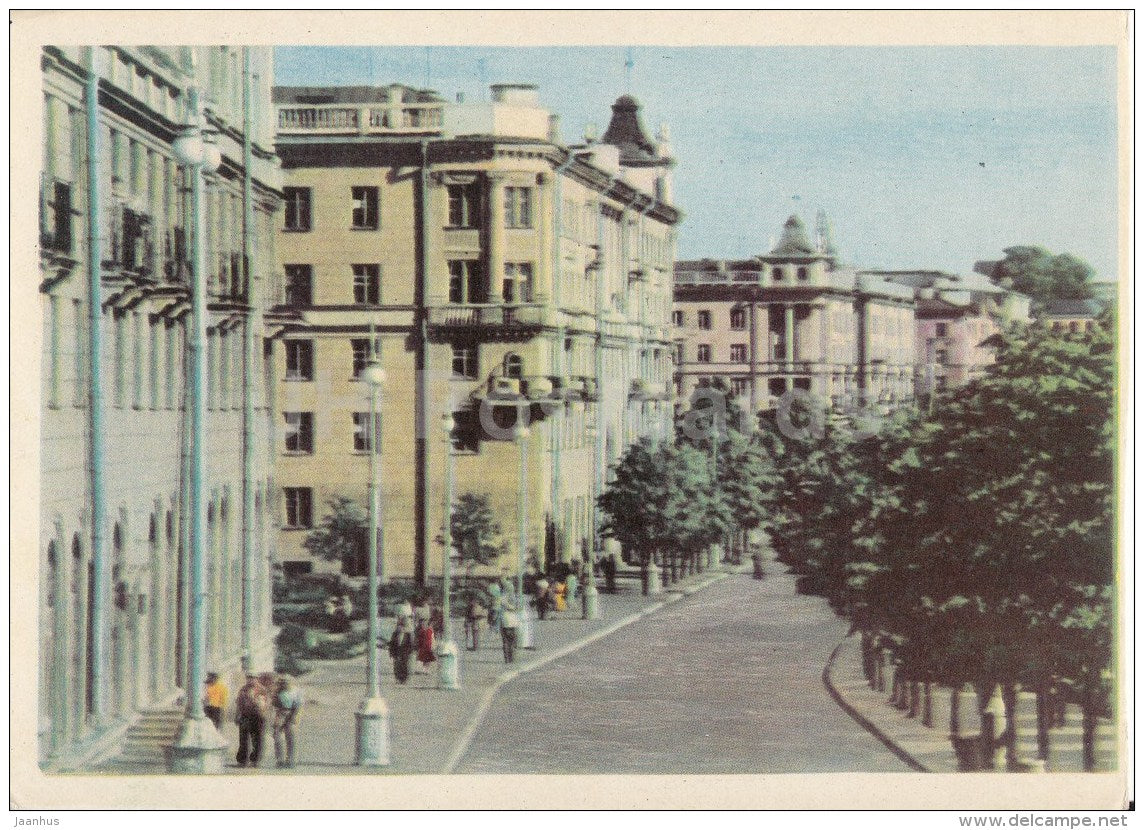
[271,85,679,580]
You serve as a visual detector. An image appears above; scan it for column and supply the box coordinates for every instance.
[486,174,505,304]
[784,303,795,365]
[535,173,552,305]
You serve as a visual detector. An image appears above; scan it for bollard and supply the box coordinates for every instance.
[437,639,460,690]
[983,687,1008,771]
[647,559,662,595]
[354,696,391,766]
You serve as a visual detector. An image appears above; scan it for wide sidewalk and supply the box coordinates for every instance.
[824,634,1120,773]
[223,565,734,775]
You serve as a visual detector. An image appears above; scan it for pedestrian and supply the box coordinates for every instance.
[751,549,765,580]
[486,583,503,635]
[534,577,550,621]
[414,617,436,674]
[273,675,303,768]
[388,617,414,684]
[234,673,271,768]
[464,596,485,651]
[565,566,579,603]
[552,579,568,613]
[203,671,228,731]
[602,553,617,594]
[500,603,520,664]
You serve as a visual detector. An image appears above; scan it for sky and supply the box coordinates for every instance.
[274,45,1120,282]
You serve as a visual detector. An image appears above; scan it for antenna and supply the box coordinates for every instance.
[624,47,634,92]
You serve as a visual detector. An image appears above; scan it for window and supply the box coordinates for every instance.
[283,187,311,231]
[283,412,314,453]
[793,377,811,391]
[284,264,312,306]
[352,264,381,305]
[450,409,480,453]
[352,412,382,452]
[697,344,711,363]
[504,353,523,379]
[447,182,480,228]
[284,340,314,381]
[452,344,478,379]
[42,180,73,253]
[935,323,948,337]
[772,267,783,281]
[731,377,750,397]
[502,262,533,304]
[697,310,711,330]
[448,259,484,303]
[730,344,747,362]
[351,186,379,230]
[768,377,787,398]
[934,348,948,364]
[351,338,381,378]
[672,310,684,327]
[283,487,313,529]
[797,266,809,281]
[504,186,532,228]
[730,308,746,330]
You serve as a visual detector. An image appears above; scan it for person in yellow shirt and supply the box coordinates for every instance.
[203,672,228,730]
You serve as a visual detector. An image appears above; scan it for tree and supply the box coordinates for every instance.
[303,497,367,575]
[449,492,507,572]
[987,245,1095,307]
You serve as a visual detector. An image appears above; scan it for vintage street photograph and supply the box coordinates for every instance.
[12,10,1131,812]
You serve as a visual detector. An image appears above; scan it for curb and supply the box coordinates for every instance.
[441,570,730,773]
[822,638,929,773]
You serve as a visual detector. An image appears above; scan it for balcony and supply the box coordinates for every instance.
[277,104,445,136]
[427,304,549,339]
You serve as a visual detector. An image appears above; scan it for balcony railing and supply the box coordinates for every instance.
[277,105,445,135]
[428,303,550,330]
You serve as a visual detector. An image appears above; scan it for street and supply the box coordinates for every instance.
[453,565,911,774]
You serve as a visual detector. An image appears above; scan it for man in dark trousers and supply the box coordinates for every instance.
[234,674,271,768]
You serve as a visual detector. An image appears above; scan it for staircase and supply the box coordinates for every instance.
[101,705,186,771]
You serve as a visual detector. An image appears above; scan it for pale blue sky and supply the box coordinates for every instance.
[274,46,1119,281]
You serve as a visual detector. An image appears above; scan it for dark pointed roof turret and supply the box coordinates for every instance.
[601,94,660,166]
[769,215,817,257]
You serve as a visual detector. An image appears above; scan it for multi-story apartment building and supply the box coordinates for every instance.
[38,45,280,768]
[866,270,1032,396]
[1039,298,1107,334]
[673,214,915,416]
[270,84,679,580]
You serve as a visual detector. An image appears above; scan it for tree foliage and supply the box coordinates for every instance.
[450,492,507,568]
[987,245,1095,306]
[303,496,366,573]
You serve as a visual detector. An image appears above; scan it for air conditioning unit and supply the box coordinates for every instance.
[491,377,521,396]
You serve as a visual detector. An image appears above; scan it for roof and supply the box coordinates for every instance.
[1041,298,1105,317]
[272,85,444,105]
[600,94,661,166]
[768,215,818,257]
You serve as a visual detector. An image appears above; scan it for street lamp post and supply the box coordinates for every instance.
[168,82,227,773]
[355,353,390,765]
[514,419,535,648]
[709,419,723,571]
[582,419,600,619]
[438,408,460,689]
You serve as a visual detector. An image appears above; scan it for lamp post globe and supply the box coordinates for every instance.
[172,129,205,168]
[362,360,386,389]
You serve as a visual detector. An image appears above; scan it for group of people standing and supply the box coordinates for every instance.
[386,597,444,684]
[203,670,303,769]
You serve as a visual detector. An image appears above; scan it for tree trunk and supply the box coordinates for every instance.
[908,680,920,718]
[875,650,886,692]
[950,684,962,736]
[922,681,933,727]
[1002,683,1018,770]
[1081,691,1098,772]
[1035,687,1051,762]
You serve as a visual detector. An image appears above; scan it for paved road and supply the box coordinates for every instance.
[453,565,911,774]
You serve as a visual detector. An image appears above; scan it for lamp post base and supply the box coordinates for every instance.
[518,601,535,649]
[582,583,599,620]
[647,561,662,595]
[167,715,227,774]
[437,639,461,690]
[354,696,391,766]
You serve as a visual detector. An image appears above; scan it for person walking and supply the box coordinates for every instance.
[203,672,228,731]
[565,566,579,603]
[388,617,414,684]
[234,674,271,768]
[534,577,551,621]
[500,603,520,664]
[464,597,485,651]
[273,675,303,768]
[602,553,617,594]
[415,617,437,674]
